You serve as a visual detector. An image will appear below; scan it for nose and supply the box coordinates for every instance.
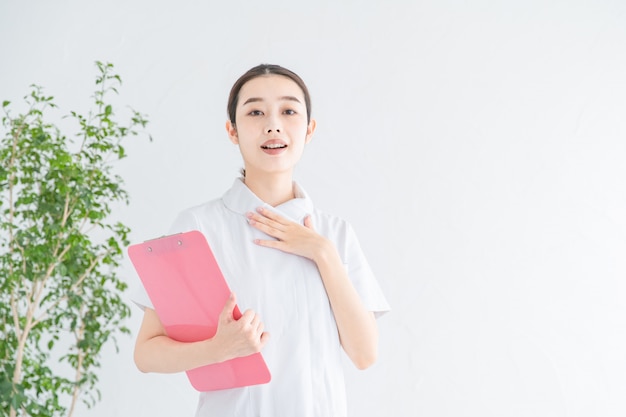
[264,115,281,134]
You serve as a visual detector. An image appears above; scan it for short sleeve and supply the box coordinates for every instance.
[341,222,391,318]
[130,283,153,311]
[129,209,201,311]
[167,209,201,235]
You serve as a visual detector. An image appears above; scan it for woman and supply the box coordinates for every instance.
[133,64,390,416]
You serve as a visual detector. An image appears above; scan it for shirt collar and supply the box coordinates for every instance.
[222,178,314,223]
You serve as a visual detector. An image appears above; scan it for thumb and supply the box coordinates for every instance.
[303,214,314,230]
[219,292,237,323]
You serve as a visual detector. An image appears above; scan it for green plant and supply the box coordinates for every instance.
[0,61,149,416]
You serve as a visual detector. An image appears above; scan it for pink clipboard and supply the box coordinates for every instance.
[127,230,271,391]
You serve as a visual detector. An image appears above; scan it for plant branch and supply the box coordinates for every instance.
[9,289,21,341]
[9,243,26,338]
[67,304,87,417]
[62,191,71,227]
[32,250,107,328]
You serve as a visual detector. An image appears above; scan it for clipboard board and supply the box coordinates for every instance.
[127,230,271,391]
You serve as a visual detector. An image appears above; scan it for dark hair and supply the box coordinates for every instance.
[227,64,312,125]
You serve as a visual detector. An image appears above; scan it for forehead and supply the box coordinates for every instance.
[238,74,305,105]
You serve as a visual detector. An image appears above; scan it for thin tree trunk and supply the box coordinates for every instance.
[10,321,29,417]
[67,305,86,417]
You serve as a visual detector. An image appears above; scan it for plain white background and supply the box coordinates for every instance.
[1,1,626,416]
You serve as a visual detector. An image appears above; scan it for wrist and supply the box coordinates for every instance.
[312,237,337,265]
[200,337,227,365]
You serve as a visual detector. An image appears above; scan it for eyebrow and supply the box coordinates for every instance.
[242,96,302,105]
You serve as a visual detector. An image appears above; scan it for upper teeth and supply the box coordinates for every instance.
[264,144,286,149]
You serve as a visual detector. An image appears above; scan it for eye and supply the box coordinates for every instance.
[248,110,264,116]
[283,109,296,115]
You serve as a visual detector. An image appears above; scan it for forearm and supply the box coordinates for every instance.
[134,308,227,373]
[134,335,224,374]
[314,240,379,370]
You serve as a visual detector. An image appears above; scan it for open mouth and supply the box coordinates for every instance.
[261,144,287,149]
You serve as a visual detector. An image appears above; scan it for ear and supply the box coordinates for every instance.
[304,119,316,145]
[226,120,239,145]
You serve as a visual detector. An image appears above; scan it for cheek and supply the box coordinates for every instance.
[234,123,258,141]
[287,120,309,138]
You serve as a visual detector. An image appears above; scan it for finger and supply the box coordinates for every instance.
[249,313,261,328]
[255,206,285,222]
[248,219,284,239]
[253,238,285,251]
[303,214,314,230]
[219,292,237,322]
[247,212,286,234]
[259,331,271,348]
[240,309,256,325]
[260,208,298,228]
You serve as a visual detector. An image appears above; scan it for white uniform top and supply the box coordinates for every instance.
[133,178,390,417]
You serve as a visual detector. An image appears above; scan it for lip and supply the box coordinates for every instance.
[260,139,288,155]
[261,139,287,148]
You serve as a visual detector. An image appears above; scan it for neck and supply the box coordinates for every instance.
[243,170,295,207]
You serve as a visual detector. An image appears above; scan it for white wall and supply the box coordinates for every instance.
[2,0,625,416]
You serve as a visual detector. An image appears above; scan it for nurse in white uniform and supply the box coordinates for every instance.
[133,64,390,417]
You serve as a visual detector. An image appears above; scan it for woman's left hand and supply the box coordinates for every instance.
[246,207,329,262]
